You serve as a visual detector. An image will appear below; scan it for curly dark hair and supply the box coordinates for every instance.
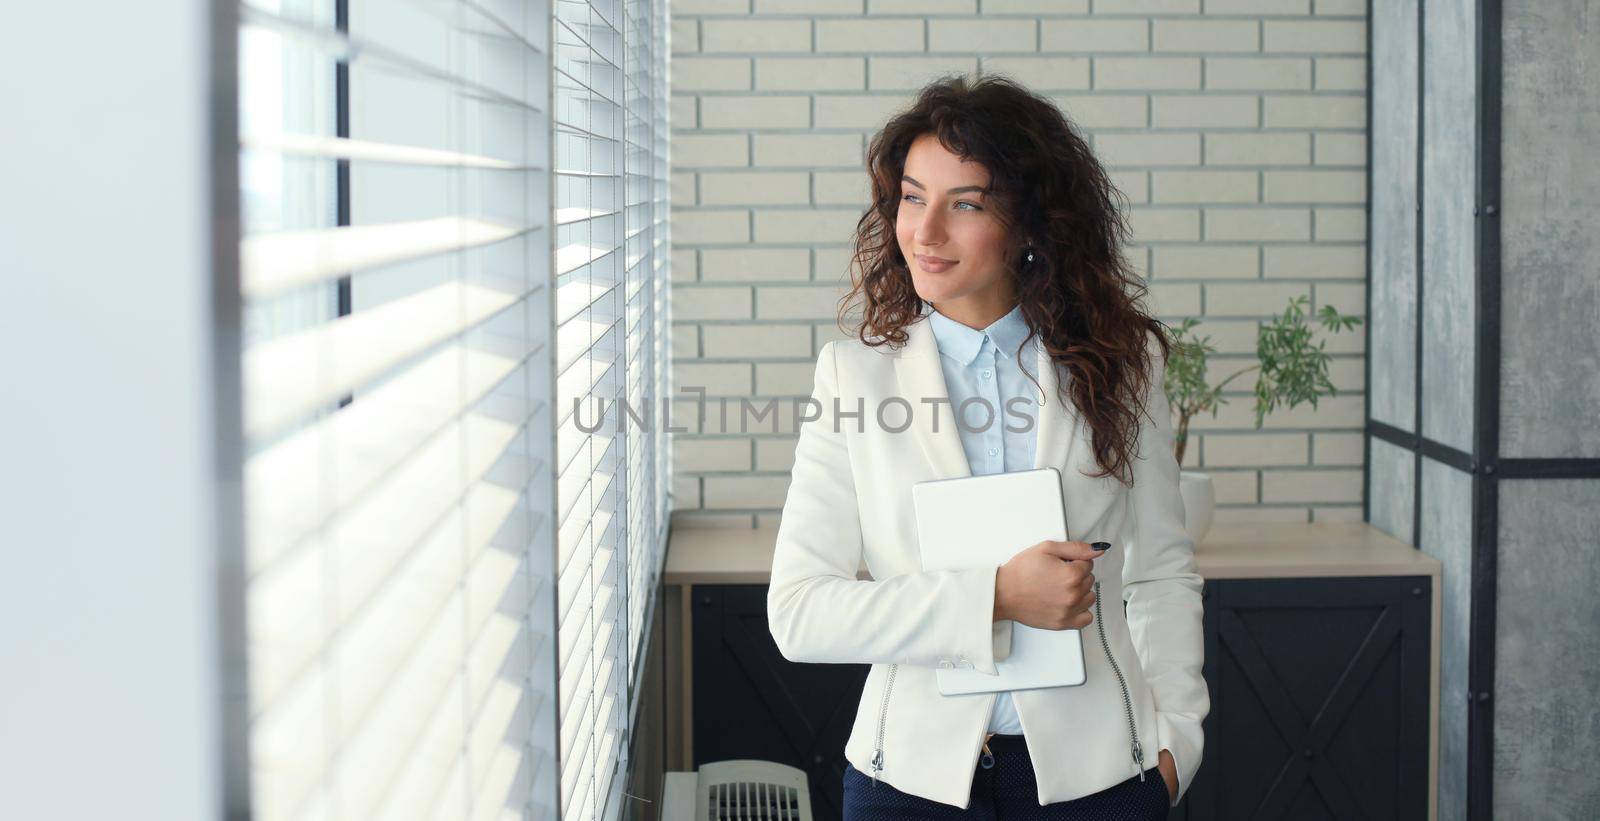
[838,72,1172,486]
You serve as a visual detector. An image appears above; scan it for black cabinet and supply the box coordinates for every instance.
[688,576,1431,821]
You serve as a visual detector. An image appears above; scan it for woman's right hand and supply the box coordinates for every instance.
[993,540,1106,630]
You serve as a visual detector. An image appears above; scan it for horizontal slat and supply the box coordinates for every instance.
[243,217,530,299]
[242,133,525,169]
[244,280,524,438]
[245,342,527,573]
[556,242,615,276]
[241,5,542,116]
[248,420,525,712]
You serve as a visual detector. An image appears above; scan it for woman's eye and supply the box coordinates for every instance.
[900,193,921,204]
[900,193,980,211]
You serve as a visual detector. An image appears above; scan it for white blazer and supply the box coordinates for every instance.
[766,316,1207,809]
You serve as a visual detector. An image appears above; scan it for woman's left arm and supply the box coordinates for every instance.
[1122,330,1209,807]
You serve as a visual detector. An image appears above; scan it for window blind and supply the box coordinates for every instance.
[237,0,670,818]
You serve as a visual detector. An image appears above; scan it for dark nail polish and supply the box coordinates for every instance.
[1092,541,1111,551]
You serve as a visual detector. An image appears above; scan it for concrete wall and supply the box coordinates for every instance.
[668,0,1372,529]
[1492,0,1600,816]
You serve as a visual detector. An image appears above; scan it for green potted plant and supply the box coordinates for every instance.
[1163,295,1363,545]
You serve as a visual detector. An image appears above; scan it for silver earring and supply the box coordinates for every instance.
[1024,247,1035,264]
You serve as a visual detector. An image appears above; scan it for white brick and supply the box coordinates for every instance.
[701,95,810,129]
[673,209,750,244]
[701,247,813,282]
[1094,58,1201,90]
[675,0,748,12]
[672,247,698,282]
[671,325,700,359]
[672,133,748,167]
[1263,170,1365,203]
[677,363,755,396]
[1262,469,1362,503]
[1262,244,1364,278]
[1207,471,1259,504]
[1205,57,1311,89]
[1127,208,1201,242]
[1313,133,1366,166]
[671,476,701,510]
[754,133,863,167]
[672,286,753,320]
[1151,170,1259,203]
[1144,282,1203,316]
[815,95,906,128]
[814,170,869,205]
[813,246,856,281]
[1096,133,1200,166]
[1204,0,1308,13]
[756,285,847,320]
[1040,20,1148,52]
[755,437,799,471]
[754,208,861,243]
[1204,281,1310,315]
[700,171,811,205]
[1312,432,1364,466]
[871,0,973,11]
[1109,169,1150,202]
[816,19,925,53]
[1205,132,1311,166]
[703,475,791,509]
[1264,95,1365,128]
[1204,208,1311,242]
[1096,0,1198,12]
[675,438,753,473]
[1313,0,1366,15]
[672,58,752,91]
[929,19,1037,53]
[670,512,758,529]
[869,56,980,91]
[982,57,1092,90]
[672,18,699,54]
[756,57,865,92]
[1153,20,1260,53]
[1312,283,1363,318]
[703,324,814,358]
[672,171,696,206]
[671,95,698,129]
[1202,433,1309,467]
[1313,208,1365,241]
[756,0,861,11]
[1152,95,1258,127]
[1214,506,1309,524]
[982,0,1088,11]
[755,362,817,395]
[1315,57,1366,90]
[1151,245,1260,279]
[1263,21,1365,54]
[703,19,812,53]
[1311,506,1363,523]
[1050,94,1146,127]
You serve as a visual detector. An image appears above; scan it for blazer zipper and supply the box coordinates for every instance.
[869,663,897,784]
[870,589,1144,787]
[1093,580,1146,781]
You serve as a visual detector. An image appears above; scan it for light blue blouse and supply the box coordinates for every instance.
[924,301,1041,736]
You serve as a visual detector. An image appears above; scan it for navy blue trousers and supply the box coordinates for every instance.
[842,734,1169,820]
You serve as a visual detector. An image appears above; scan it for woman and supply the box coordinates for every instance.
[766,74,1207,820]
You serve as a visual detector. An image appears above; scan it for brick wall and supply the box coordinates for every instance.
[668,0,1368,529]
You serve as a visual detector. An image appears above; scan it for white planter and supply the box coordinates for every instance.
[1178,471,1215,547]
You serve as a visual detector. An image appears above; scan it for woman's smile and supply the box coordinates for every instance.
[915,253,957,273]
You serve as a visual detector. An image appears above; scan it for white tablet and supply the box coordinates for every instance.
[911,467,1087,695]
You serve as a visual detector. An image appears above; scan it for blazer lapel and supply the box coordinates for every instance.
[892,318,972,480]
